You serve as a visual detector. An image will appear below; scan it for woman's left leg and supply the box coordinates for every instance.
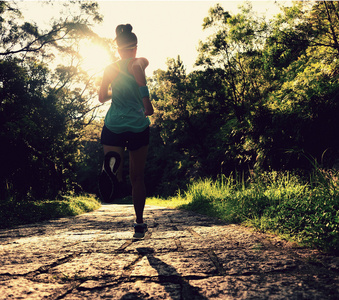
[129,145,148,224]
[103,145,124,182]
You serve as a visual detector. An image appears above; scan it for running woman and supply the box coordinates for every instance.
[98,24,153,239]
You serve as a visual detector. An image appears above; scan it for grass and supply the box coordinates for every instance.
[0,194,101,229]
[147,170,339,253]
[2,169,337,253]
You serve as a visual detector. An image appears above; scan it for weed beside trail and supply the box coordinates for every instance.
[147,171,339,253]
[0,195,101,229]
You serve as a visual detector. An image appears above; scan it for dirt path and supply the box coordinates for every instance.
[0,204,338,299]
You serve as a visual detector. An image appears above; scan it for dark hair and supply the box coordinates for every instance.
[115,24,137,50]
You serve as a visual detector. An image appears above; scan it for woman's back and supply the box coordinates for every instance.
[104,59,150,134]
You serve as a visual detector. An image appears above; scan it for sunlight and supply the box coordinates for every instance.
[79,40,112,75]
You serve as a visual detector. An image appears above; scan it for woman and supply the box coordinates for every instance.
[98,24,153,239]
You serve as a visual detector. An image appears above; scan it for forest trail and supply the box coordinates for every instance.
[0,204,338,299]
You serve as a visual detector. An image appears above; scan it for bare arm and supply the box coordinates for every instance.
[129,58,154,116]
[98,64,118,103]
[129,57,149,86]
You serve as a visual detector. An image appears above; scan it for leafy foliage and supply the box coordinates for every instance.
[1,1,339,254]
[0,1,109,201]
[0,195,101,228]
[145,1,339,252]
[148,171,339,253]
[148,1,339,196]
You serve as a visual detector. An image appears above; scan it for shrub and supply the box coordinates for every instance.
[0,195,101,229]
[149,171,338,253]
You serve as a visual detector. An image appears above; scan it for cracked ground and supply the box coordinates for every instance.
[0,204,338,299]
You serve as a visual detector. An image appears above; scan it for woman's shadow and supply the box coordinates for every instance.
[120,247,208,300]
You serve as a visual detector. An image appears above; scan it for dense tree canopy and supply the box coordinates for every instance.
[1,1,339,200]
[0,1,110,201]
[147,1,339,195]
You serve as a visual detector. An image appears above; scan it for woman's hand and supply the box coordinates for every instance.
[143,97,154,116]
[129,58,149,86]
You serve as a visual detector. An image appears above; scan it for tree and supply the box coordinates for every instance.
[0,1,103,58]
[260,1,339,169]
[149,0,339,190]
[0,1,112,201]
[195,3,272,172]
[193,1,339,172]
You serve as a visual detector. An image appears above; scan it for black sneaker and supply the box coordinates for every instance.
[99,151,121,203]
[133,223,148,239]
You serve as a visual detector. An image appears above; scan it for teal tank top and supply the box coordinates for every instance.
[104,58,150,134]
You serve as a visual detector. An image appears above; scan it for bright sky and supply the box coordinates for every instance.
[95,1,283,74]
[19,1,291,76]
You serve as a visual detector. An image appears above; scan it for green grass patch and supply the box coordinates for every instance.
[0,195,101,229]
[147,192,191,209]
[147,171,339,253]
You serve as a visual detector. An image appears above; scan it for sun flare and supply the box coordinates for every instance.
[79,41,112,76]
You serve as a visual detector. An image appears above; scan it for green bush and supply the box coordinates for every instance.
[263,185,339,252]
[170,171,338,253]
[0,195,101,229]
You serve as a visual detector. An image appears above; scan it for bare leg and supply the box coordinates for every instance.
[103,145,124,182]
[129,145,148,224]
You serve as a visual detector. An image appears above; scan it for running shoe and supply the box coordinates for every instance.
[133,223,148,239]
[99,151,121,203]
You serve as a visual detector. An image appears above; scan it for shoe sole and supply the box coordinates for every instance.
[133,231,148,240]
[99,151,121,203]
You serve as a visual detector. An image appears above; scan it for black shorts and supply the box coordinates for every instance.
[100,125,149,151]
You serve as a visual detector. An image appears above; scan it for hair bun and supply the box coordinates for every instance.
[116,24,133,36]
[115,24,137,49]
[124,24,133,33]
